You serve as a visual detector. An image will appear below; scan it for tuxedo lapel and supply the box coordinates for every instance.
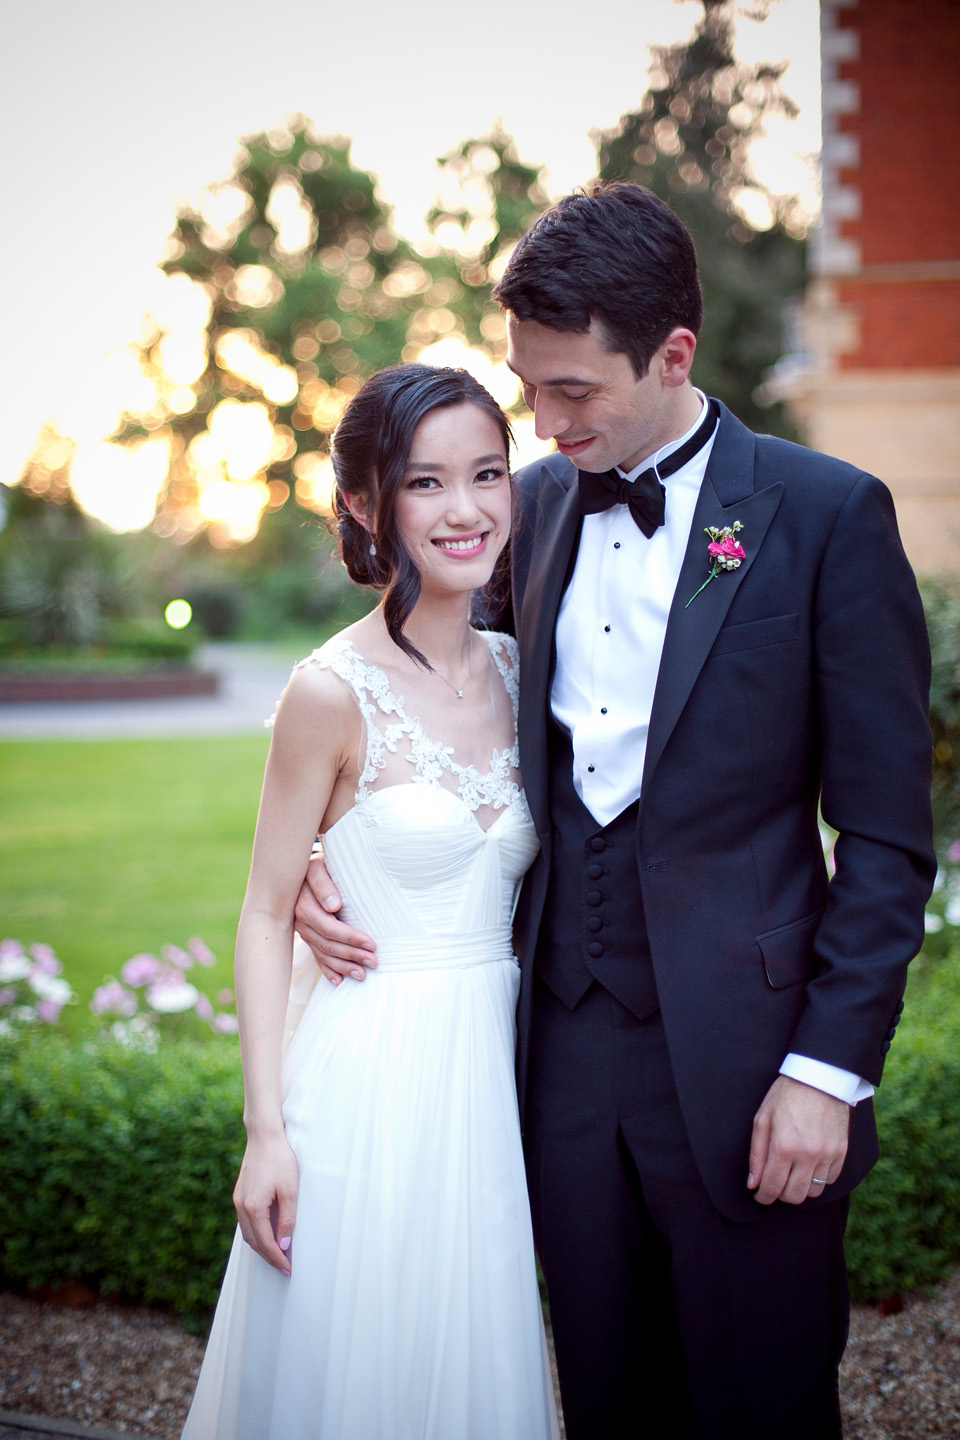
[641,409,784,801]
[517,468,581,839]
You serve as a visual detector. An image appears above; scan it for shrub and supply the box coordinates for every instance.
[0,1033,243,1331]
[920,575,960,852]
[104,617,198,663]
[0,508,131,648]
[846,947,960,1301]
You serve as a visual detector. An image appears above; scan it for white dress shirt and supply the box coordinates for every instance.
[549,390,872,1106]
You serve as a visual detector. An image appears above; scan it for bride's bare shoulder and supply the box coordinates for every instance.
[271,645,362,745]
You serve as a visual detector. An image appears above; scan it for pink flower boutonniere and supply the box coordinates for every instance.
[685,522,745,607]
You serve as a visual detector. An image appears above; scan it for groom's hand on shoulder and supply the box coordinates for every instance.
[747,1075,850,1206]
[295,853,378,984]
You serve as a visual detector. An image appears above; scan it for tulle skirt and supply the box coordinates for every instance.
[181,934,557,1440]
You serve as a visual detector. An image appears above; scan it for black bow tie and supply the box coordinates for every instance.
[577,397,720,537]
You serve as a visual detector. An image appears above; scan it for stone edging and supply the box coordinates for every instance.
[0,672,219,704]
[0,1407,173,1440]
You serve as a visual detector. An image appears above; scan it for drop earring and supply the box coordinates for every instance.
[369,539,377,556]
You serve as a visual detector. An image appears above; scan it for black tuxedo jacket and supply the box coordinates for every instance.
[508,400,936,1222]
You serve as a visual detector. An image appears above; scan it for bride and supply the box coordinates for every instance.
[181,364,558,1439]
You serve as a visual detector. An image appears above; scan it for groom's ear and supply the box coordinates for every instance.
[657,328,697,388]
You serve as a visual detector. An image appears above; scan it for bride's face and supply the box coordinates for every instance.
[394,402,511,596]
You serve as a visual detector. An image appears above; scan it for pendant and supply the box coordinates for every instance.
[456,689,464,699]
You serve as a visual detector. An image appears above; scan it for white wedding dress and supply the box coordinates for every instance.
[182,630,558,1440]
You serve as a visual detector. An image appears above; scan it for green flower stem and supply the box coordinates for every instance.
[685,561,720,608]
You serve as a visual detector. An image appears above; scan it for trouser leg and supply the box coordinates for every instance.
[524,978,848,1440]
[525,979,694,1439]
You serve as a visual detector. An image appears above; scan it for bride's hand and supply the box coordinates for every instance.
[233,1133,300,1274]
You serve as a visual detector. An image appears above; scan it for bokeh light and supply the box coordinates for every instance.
[69,435,171,532]
[164,599,193,629]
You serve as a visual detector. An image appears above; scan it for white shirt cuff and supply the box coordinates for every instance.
[779,1053,875,1106]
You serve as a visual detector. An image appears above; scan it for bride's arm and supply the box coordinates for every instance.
[232,665,356,1273]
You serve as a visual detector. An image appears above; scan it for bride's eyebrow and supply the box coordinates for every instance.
[405,453,505,471]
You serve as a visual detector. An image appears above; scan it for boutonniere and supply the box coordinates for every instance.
[685,522,745,607]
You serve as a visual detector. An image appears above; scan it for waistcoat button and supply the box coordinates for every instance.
[587,890,602,906]
[588,942,604,958]
[587,863,603,879]
[589,837,606,853]
[587,916,602,933]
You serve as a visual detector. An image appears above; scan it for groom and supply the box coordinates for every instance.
[295,184,935,1437]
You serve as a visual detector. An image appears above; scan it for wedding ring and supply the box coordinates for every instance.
[811,1178,827,1185]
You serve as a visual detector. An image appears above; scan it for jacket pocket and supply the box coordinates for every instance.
[757,908,825,989]
[711,612,799,656]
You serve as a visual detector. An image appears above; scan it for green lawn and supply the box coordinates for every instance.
[0,736,269,1026]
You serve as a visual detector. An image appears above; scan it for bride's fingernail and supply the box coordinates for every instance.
[351,969,364,981]
[278,1236,291,1252]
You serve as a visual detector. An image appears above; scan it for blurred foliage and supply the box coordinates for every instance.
[6,0,812,639]
[426,123,549,355]
[846,939,960,1302]
[595,0,805,436]
[920,575,960,851]
[72,0,809,547]
[0,1032,243,1331]
[0,498,132,649]
[113,119,467,536]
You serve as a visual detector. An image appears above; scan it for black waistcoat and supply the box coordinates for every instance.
[535,720,659,1020]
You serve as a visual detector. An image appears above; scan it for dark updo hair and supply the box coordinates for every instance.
[331,364,512,668]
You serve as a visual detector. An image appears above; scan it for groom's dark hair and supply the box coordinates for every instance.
[492,183,703,378]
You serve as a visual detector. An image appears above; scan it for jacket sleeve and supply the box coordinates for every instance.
[788,471,936,1084]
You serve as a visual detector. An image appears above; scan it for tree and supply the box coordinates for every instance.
[114,118,462,539]
[426,125,550,360]
[595,0,806,435]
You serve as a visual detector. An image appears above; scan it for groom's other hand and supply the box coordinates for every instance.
[294,854,378,984]
[747,1075,850,1205]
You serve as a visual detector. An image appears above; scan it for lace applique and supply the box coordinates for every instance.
[291,630,522,819]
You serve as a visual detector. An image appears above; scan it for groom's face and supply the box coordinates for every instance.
[505,315,673,474]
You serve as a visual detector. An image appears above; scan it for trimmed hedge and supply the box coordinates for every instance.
[846,951,960,1300]
[0,1035,243,1331]
[1,953,958,1330]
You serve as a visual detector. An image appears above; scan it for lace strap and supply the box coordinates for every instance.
[292,640,404,801]
[479,631,520,721]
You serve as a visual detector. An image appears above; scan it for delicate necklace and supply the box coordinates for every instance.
[432,641,473,699]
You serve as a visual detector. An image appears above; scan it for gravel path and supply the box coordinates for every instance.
[2,1271,959,1438]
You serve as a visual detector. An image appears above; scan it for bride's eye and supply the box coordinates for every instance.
[475,466,507,484]
[407,476,439,490]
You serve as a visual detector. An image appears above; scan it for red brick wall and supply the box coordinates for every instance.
[833,0,960,367]
[836,279,960,368]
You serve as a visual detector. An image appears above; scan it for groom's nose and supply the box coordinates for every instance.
[532,391,571,441]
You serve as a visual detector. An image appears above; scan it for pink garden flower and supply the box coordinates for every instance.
[36,997,64,1024]
[0,987,17,1008]
[162,944,194,971]
[121,953,163,988]
[194,993,214,1022]
[188,938,216,966]
[217,988,235,1007]
[28,944,61,974]
[90,980,139,1018]
[213,1012,239,1035]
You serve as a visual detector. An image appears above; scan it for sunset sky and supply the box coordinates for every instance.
[0,0,821,530]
